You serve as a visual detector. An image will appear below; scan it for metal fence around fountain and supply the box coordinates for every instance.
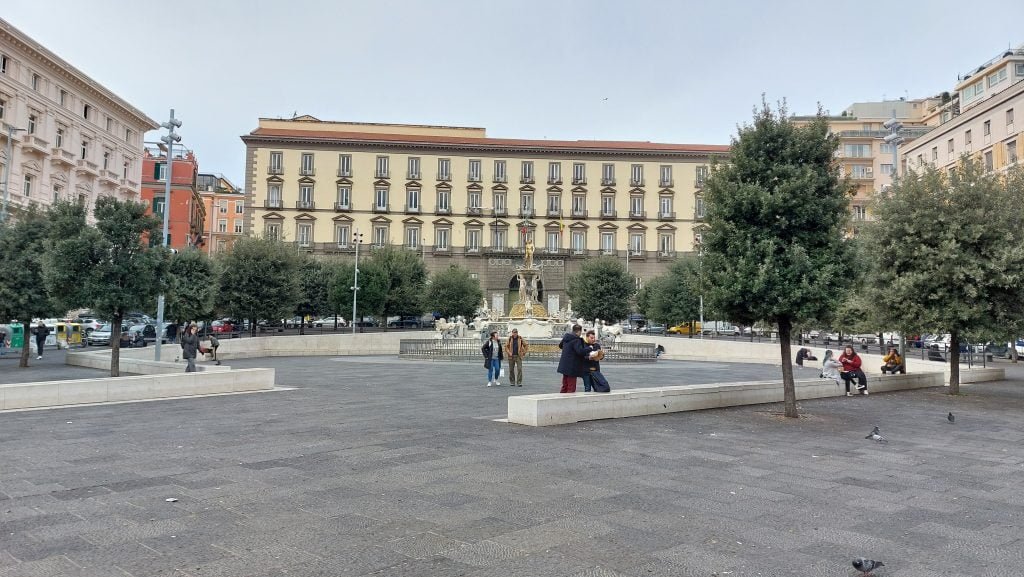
[398,338,659,362]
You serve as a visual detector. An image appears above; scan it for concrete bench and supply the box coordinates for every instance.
[507,372,944,426]
[0,368,275,411]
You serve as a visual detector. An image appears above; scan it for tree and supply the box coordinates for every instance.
[329,258,387,325]
[216,236,301,334]
[864,159,1024,393]
[424,264,484,320]
[566,257,633,323]
[359,246,428,325]
[165,248,216,324]
[702,101,851,417]
[640,258,702,333]
[44,198,170,376]
[295,258,333,334]
[0,207,54,367]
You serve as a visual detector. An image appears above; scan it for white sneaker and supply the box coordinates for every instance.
[486,381,493,387]
[846,392,853,397]
[862,390,869,395]
[36,356,42,360]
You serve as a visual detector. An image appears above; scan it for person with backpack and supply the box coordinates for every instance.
[503,328,528,386]
[481,331,503,387]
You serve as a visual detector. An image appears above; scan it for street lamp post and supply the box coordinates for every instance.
[154,110,182,362]
[351,230,363,335]
[883,114,906,358]
[1,124,27,223]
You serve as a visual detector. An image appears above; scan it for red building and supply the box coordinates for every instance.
[140,144,205,248]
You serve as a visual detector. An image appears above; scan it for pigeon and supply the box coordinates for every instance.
[865,426,888,443]
[852,557,884,574]
[948,412,955,423]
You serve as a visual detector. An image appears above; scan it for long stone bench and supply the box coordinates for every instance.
[0,368,275,411]
[507,372,944,426]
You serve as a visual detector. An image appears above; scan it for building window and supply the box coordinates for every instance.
[880,164,894,175]
[965,130,972,146]
[469,190,482,210]
[987,67,1008,88]
[630,164,644,186]
[0,55,6,74]
[600,232,615,254]
[547,193,561,216]
[696,165,709,185]
[1007,140,1018,165]
[602,163,615,185]
[23,174,33,197]
[31,72,40,91]
[572,162,586,184]
[407,156,420,179]
[155,163,167,181]
[571,194,586,216]
[268,184,282,204]
[83,103,92,120]
[58,89,67,106]
[1007,108,1015,127]
[494,160,506,183]
[270,151,283,173]
[152,197,165,215]
[438,158,451,180]
[106,117,113,132]
[437,189,451,213]
[947,139,955,154]
[125,128,133,144]
[233,221,243,234]
[406,188,420,212]
[520,193,534,215]
[373,226,388,247]
[629,233,643,254]
[101,150,111,170]
[659,196,673,217]
[218,219,228,233]
[843,144,872,158]
[374,187,388,210]
[658,233,674,256]
[491,228,507,248]
[601,195,615,217]
[300,153,315,175]
[375,155,389,178]
[405,226,420,249]
[547,162,561,184]
[984,150,994,171]
[55,125,65,148]
[696,197,705,219]
[493,192,507,214]
[963,80,984,102]
[521,161,534,183]
[435,228,450,251]
[123,158,132,179]
[0,97,5,119]
[336,186,350,209]
[571,230,585,253]
[297,223,312,246]
[335,224,350,247]
[298,185,314,208]
[546,230,560,252]
[80,140,89,160]
[27,113,36,134]
[338,154,351,177]
[629,195,644,217]
[659,165,673,187]
[53,184,62,203]
[468,159,481,182]
[467,229,481,252]
[219,200,228,214]
[852,205,867,221]
[235,200,244,214]
[879,143,894,154]
[265,223,281,240]
[931,147,938,161]
[983,120,991,136]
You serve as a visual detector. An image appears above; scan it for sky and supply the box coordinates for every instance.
[6,0,1024,186]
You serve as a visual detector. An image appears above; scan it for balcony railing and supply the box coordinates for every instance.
[630,179,645,187]
[467,206,483,215]
[694,211,706,221]
[50,148,75,166]
[436,172,451,181]
[572,177,587,185]
[334,202,351,212]
[268,166,283,175]
[659,179,674,188]
[375,170,390,179]
[76,159,99,174]
[546,208,562,218]
[101,170,120,183]
[407,172,421,180]
[373,204,390,213]
[657,251,677,261]
[405,204,421,214]
[629,210,646,220]
[265,199,283,209]
[601,178,616,186]
[467,173,481,182]
[296,200,315,210]
[493,175,507,183]
[520,176,535,184]
[542,247,569,255]
[658,211,675,220]
[494,207,508,217]
[22,134,49,153]
[299,168,316,176]
[337,169,352,177]
[694,179,706,188]
[547,176,562,185]
[436,206,451,215]
[571,209,587,218]
[519,208,535,218]
[601,209,617,218]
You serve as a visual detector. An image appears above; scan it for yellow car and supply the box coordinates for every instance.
[667,322,701,335]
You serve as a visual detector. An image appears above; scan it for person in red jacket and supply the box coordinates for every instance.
[838,345,868,396]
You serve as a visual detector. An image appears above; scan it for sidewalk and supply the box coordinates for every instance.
[0,347,111,384]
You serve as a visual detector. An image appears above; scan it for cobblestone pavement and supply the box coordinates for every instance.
[0,349,111,385]
[1,356,1023,577]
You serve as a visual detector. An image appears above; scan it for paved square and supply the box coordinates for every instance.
[1,356,1023,576]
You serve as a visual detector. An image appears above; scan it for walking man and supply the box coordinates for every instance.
[503,328,528,386]
[557,324,585,393]
[34,321,49,360]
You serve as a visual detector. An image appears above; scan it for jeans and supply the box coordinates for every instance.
[488,358,501,382]
[581,373,595,392]
[185,357,196,372]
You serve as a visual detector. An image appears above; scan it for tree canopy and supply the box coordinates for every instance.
[165,248,216,323]
[637,257,702,328]
[216,236,301,326]
[423,264,483,321]
[0,207,54,367]
[566,256,633,323]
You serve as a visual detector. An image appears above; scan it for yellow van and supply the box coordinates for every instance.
[667,321,702,335]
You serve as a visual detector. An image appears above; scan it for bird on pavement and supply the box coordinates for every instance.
[852,557,884,575]
[948,412,955,423]
[865,426,888,443]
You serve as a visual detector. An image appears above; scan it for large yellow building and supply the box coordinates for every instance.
[241,116,727,314]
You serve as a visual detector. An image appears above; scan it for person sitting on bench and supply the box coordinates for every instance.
[881,345,905,374]
[795,347,817,366]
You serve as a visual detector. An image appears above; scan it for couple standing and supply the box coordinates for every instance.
[557,324,610,393]
[481,329,529,386]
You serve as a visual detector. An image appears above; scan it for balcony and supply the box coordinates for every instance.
[407,172,421,180]
[122,178,139,190]
[467,173,481,182]
[630,179,645,187]
[299,168,316,177]
[657,251,677,261]
[493,175,507,183]
[465,246,482,255]
[467,206,483,216]
[101,170,120,184]
[493,207,508,217]
[50,148,75,167]
[571,248,587,256]
[658,211,675,221]
[404,204,421,214]
[265,199,283,209]
[520,176,535,184]
[436,172,451,182]
[694,211,706,222]
[268,166,283,175]
[519,208,535,218]
[601,209,617,218]
[547,177,563,185]
[546,208,562,218]
[542,247,569,255]
[571,209,588,218]
[75,159,100,176]
[694,178,706,188]
[295,200,315,210]
[571,177,587,185]
[629,210,646,220]
[334,202,351,212]
[375,170,390,179]
[337,168,352,178]
[373,204,390,213]
[659,179,674,188]
[628,250,646,260]
[601,178,616,186]
[435,206,451,215]
[22,134,49,155]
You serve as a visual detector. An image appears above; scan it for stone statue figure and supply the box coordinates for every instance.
[524,239,535,269]
[517,273,528,304]
[565,299,574,317]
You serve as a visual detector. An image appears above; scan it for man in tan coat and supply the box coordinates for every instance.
[503,328,529,386]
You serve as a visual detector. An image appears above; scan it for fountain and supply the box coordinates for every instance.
[503,240,559,339]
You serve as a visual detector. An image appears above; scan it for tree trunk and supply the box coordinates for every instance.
[948,331,960,395]
[19,321,31,368]
[778,317,798,418]
[110,312,122,377]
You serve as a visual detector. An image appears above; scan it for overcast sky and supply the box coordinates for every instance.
[6,1,1024,186]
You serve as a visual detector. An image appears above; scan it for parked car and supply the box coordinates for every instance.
[667,322,701,335]
[315,316,347,328]
[210,320,240,337]
[73,317,104,336]
[120,324,148,348]
[644,323,667,335]
[87,323,120,346]
[388,316,424,329]
[257,319,284,332]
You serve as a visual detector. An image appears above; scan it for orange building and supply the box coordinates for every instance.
[198,173,244,254]
[140,144,204,248]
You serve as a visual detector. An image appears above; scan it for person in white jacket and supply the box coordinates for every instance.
[821,350,844,389]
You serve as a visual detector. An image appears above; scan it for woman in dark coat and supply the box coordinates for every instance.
[180,324,199,373]
[557,324,585,393]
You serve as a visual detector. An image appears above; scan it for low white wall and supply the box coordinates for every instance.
[206,331,421,360]
[508,372,943,426]
[1,368,275,411]
[67,349,230,375]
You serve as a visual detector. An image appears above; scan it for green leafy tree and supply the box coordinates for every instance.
[424,264,484,321]
[365,246,428,325]
[646,258,702,335]
[566,257,633,323]
[165,248,216,324]
[703,101,851,417]
[295,258,334,334]
[44,198,170,376]
[864,159,1024,393]
[328,258,386,325]
[0,207,55,367]
[216,236,301,333]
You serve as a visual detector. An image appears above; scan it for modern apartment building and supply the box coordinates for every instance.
[140,144,203,250]
[0,18,156,219]
[904,46,1024,174]
[198,172,244,255]
[241,116,727,314]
